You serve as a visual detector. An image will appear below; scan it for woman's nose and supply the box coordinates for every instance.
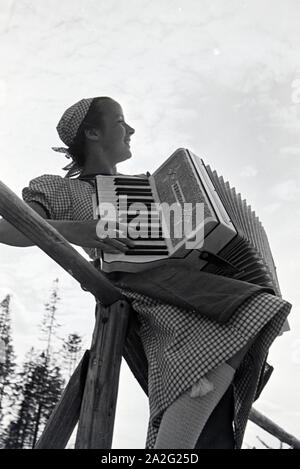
[127,123,135,135]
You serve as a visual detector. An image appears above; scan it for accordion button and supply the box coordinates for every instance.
[200,252,209,260]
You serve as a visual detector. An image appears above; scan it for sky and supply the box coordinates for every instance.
[0,0,299,449]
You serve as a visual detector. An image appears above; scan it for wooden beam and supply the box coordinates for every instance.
[35,350,90,449]
[249,408,300,449]
[0,181,121,305]
[75,300,131,449]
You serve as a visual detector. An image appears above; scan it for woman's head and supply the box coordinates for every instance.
[54,97,135,177]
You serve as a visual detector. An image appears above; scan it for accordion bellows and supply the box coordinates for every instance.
[201,164,281,296]
[93,148,281,297]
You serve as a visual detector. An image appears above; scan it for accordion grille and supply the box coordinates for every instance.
[152,150,216,249]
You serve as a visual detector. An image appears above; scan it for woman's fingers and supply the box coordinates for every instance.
[74,220,133,252]
[88,239,127,253]
[107,222,133,245]
[93,220,136,252]
[98,243,125,254]
[101,237,129,253]
[115,230,135,248]
[97,225,135,248]
[98,231,134,253]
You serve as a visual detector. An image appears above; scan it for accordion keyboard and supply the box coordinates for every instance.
[95,176,169,257]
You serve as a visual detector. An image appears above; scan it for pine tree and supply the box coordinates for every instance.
[0,294,16,442]
[3,280,64,448]
[31,278,63,447]
[4,348,41,448]
[62,333,83,378]
[4,349,65,448]
[40,278,61,361]
[30,353,64,448]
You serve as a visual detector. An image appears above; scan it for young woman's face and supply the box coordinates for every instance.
[96,99,135,164]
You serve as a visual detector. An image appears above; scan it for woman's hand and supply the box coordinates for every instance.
[69,220,134,253]
[0,207,133,253]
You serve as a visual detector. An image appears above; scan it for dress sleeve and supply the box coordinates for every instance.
[22,174,73,220]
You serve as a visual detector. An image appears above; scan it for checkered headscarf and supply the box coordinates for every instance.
[52,98,94,177]
[54,98,94,147]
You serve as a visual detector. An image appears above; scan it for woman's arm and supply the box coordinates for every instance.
[0,202,132,252]
[0,217,105,247]
[0,218,34,246]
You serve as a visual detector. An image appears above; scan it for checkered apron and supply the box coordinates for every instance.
[22,174,292,449]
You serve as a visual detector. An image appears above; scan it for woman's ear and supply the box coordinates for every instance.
[84,127,101,141]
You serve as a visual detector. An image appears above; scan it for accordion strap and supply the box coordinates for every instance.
[198,250,244,276]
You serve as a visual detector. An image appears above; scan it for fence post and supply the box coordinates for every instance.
[75,300,131,448]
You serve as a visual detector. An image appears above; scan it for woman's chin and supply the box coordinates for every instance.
[119,151,133,162]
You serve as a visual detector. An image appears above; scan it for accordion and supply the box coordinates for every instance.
[93,148,281,297]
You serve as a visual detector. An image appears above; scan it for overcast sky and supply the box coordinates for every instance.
[0,0,299,449]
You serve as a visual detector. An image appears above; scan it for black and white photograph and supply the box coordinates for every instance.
[0,0,299,453]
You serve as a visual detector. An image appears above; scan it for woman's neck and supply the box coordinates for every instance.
[81,151,117,176]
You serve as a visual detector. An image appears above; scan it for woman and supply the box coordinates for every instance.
[0,97,291,449]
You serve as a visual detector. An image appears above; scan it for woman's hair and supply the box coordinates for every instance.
[65,96,113,177]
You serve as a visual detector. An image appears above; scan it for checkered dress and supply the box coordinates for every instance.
[22,174,292,449]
